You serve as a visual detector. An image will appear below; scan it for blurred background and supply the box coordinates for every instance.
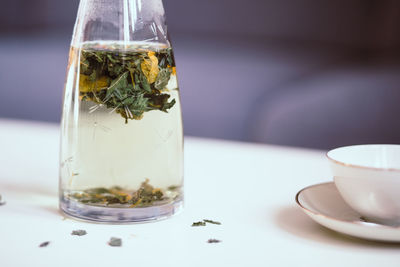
[1,0,400,149]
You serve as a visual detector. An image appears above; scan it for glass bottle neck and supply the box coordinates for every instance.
[72,0,168,47]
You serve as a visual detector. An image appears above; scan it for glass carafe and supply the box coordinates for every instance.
[59,0,183,222]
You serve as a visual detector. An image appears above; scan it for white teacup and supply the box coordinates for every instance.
[327,144,400,226]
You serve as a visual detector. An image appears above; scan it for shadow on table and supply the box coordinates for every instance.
[274,206,400,249]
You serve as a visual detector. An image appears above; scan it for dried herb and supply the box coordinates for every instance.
[69,179,178,208]
[108,237,122,247]
[79,43,177,123]
[192,221,206,227]
[71,230,87,236]
[203,219,221,225]
[39,241,50,247]
[192,219,221,226]
[167,185,179,191]
[0,195,5,206]
[207,239,221,243]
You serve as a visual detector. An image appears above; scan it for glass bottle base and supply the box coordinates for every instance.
[60,196,183,223]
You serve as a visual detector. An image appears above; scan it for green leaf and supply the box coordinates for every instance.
[162,98,176,112]
[107,54,118,63]
[141,74,151,93]
[81,59,91,74]
[89,71,97,82]
[155,68,172,90]
[106,72,129,98]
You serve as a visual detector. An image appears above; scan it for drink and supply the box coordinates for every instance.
[60,41,183,221]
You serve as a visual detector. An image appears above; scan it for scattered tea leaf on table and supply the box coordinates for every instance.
[192,219,222,226]
[108,237,122,247]
[207,239,221,243]
[192,221,206,227]
[39,241,50,247]
[71,230,87,236]
[203,219,221,225]
[0,195,5,206]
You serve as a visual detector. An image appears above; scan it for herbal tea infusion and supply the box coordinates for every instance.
[78,43,177,123]
[60,41,183,221]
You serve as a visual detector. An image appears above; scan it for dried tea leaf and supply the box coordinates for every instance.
[0,195,5,206]
[86,187,110,194]
[207,239,221,243]
[141,52,159,84]
[68,180,170,208]
[155,68,172,90]
[71,230,87,236]
[167,185,179,191]
[108,237,122,247]
[106,72,129,99]
[140,73,152,92]
[39,241,50,247]
[203,219,221,225]
[192,221,206,227]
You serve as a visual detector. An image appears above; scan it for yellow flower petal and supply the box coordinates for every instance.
[79,75,109,93]
[141,52,159,84]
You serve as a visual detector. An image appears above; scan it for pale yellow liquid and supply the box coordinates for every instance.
[60,42,183,207]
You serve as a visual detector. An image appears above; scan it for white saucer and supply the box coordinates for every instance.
[296,182,400,242]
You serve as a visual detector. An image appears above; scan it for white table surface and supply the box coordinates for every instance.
[0,119,399,267]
